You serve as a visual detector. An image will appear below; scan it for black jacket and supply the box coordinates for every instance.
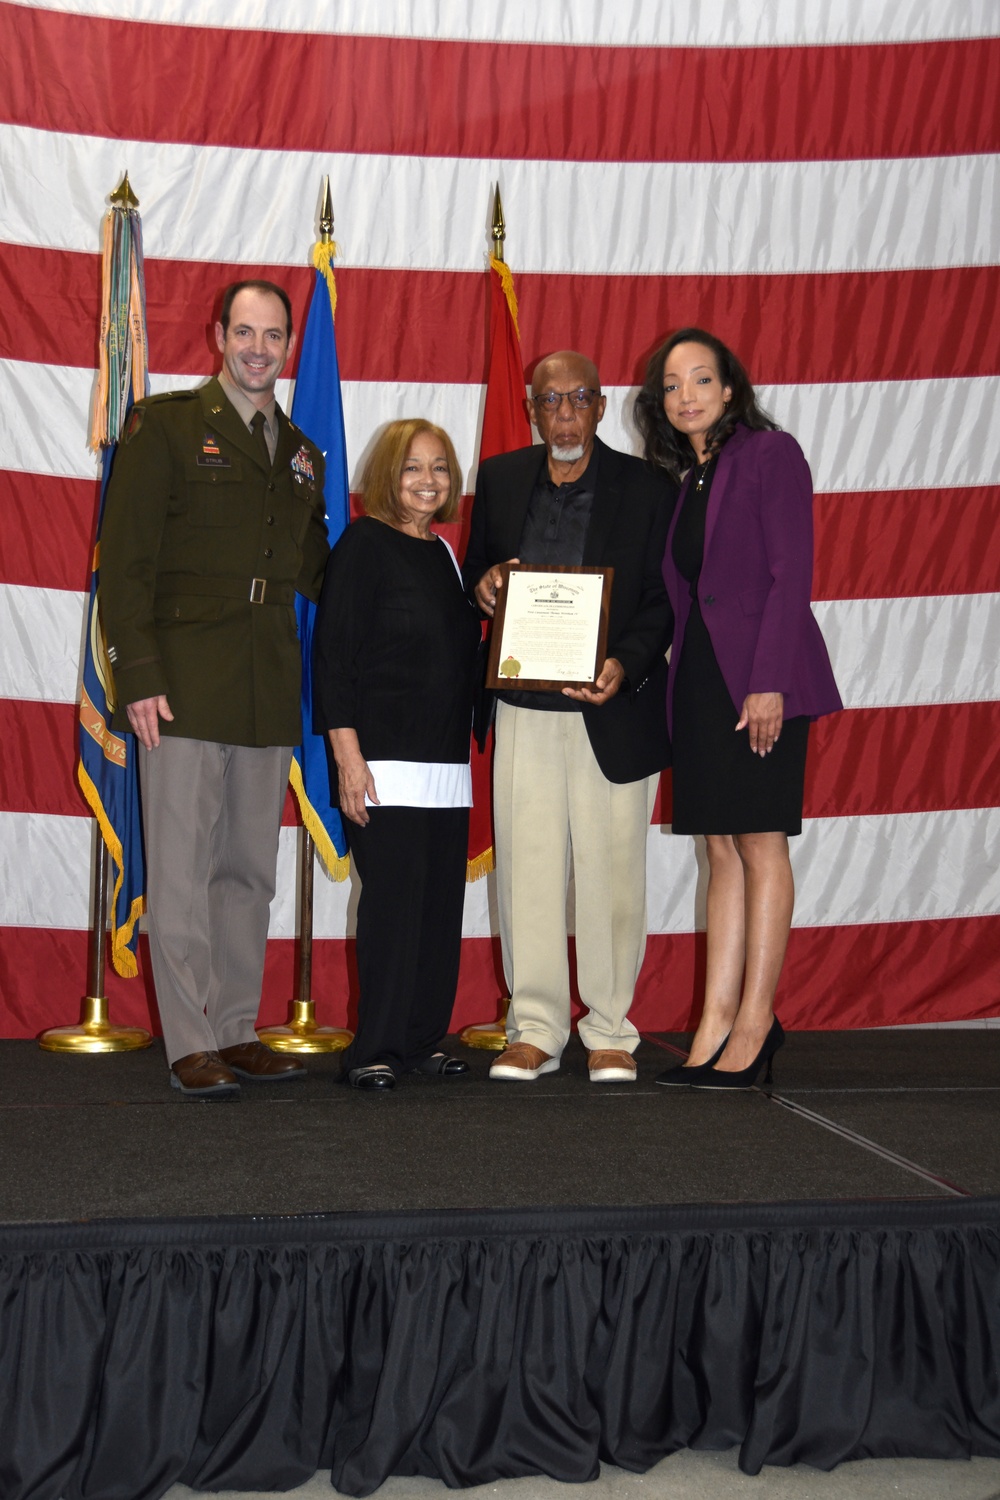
[463,438,677,783]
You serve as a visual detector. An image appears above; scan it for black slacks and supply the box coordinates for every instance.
[343,805,469,1074]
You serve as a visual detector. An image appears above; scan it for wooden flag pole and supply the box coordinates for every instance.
[258,827,352,1053]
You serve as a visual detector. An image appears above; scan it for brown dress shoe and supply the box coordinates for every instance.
[170,1051,240,1099]
[588,1048,637,1083]
[489,1042,559,1080]
[218,1041,306,1081]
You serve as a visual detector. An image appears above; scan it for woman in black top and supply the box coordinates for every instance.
[312,420,482,1090]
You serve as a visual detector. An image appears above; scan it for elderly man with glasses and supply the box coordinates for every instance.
[464,351,677,1083]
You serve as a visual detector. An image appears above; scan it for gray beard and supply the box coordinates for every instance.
[549,443,585,464]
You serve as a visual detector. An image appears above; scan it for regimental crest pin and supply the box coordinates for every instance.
[203,432,221,456]
[291,446,315,483]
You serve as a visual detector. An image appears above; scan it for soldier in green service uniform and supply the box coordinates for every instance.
[100,281,330,1099]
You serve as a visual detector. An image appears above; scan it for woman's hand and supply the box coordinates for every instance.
[737,692,784,756]
[328,728,379,825]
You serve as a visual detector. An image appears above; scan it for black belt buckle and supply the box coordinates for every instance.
[249,577,267,604]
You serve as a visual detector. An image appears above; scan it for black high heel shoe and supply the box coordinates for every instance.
[654,1033,730,1087]
[691,1017,785,1091]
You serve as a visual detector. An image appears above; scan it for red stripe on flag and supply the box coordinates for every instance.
[650,701,1000,825]
[2,918,998,1041]
[8,698,1000,823]
[813,487,1000,602]
[0,470,97,591]
[0,700,86,816]
[3,245,998,388]
[4,6,997,162]
[6,470,998,606]
[629,917,1000,1033]
[805,705,1000,819]
[0,697,311,822]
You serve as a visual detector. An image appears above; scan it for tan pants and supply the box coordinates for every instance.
[493,701,657,1057]
[139,737,292,1064]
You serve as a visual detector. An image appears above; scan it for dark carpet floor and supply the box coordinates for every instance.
[3,1028,1000,1223]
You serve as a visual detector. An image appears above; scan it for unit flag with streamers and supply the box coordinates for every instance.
[78,188,149,976]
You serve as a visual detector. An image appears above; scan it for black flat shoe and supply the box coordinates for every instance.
[654,1033,729,1087]
[348,1065,396,1091]
[410,1052,470,1077]
[691,1018,785,1091]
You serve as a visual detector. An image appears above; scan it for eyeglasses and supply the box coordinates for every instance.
[531,388,599,411]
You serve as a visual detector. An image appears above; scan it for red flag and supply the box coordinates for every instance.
[466,257,531,878]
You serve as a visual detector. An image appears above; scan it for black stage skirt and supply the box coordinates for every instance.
[671,598,808,836]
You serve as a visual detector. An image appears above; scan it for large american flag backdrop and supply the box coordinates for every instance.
[1,1,998,1040]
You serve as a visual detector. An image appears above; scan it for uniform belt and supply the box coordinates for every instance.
[156,574,295,605]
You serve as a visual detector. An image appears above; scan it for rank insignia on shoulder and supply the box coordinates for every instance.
[291,446,316,483]
[124,407,144,443]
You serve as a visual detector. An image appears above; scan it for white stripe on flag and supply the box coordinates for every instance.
[3,360,998,498]
[16,0,997,47]
[5,805,999,935]
[4,125,997,276]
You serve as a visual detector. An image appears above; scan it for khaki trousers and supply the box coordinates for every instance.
[493,700,657,1057]
[138,737,292,1064]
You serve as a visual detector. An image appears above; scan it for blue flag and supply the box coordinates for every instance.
[289,263,350,877]
[78,443,146,976]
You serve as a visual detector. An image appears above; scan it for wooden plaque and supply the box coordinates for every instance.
[485,564,614,692]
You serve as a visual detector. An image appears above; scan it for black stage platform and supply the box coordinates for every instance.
[3,1031,1000,1498]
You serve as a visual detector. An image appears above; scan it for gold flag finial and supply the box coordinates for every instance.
[319,175,334,244]
[109,171,139,211]
[491,184,506,264]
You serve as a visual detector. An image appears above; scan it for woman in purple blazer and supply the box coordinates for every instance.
[634,328,842,1090]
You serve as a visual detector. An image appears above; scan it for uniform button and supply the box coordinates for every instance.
[268,482,276,492]
[266,515,275,525]
[704,595,715,604]
[173,607,181,618]
[263,548,273,559]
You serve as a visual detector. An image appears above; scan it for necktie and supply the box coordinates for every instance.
[250,410,272,471]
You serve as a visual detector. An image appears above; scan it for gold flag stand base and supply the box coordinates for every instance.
[459,1000,510,1051]
[39,997,152,1054]
[258,1001,352,1055]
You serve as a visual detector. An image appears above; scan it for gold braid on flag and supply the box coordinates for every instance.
[314,239,339,318]
[76,761,144,977]
[466,846,494,883]
[490,255,521,341]
[288,756,350,881]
